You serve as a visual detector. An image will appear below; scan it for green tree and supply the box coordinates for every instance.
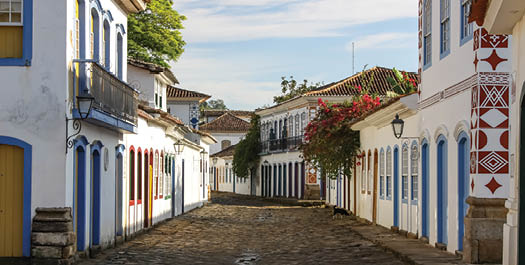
[201,99,228,110]
[128,0,186,68]
[273,76,322,104]
[233,114,261,178]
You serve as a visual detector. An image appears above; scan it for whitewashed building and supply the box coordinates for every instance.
[166,86,210,129]
[470,1,525,264]
[210,145,253,195]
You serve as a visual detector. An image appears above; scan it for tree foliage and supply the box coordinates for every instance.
[233,114,261,178]
[201,99,228,110]
[128,0,186,68]
[300,90,381,179]
[273,76,323,104]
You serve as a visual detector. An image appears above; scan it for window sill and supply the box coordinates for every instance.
[423,61,432,71]
[440,49,451,60]
[386,196,392,201]
[0,57,31,66]
[380,196,385,200]
[164,195,171,200]
[460,34,473,47]
[402,199,408,204]
[411,200,418,205]
[129,200,135,206]
[137,200,142,205]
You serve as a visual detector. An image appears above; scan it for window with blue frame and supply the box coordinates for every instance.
[460,0,473,45]
[423,0,432,68]
[0,0,32,66]
[440,0,451,58]
[380,150,385,198]
[386,148,392,199]
[411,144,419,202]
[402,145,409,202]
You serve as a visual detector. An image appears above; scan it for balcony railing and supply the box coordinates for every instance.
[260,136,304,155]
[76,60,138,125]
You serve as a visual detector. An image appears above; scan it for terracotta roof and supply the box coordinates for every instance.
[305,66,418,97]
[202,110,254,118]
[211,144,237,158]
[166,86,211,102]
[200,113,251,133]
[128,58,178,84]
[138,104,184,126]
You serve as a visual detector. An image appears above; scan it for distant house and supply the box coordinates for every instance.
[166,86,211,129]
[210,144,252,195]
[200,112,251,155]
[201,110,254,123]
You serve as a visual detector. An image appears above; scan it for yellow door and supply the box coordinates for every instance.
[0,144,24,257]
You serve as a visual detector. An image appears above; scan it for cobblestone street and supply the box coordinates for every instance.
[79,192,407,265]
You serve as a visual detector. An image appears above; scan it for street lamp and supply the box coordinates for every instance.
[212,157,218,165]
[391,114,404,139]
[263,160,269,165]
[173,140,185,155]
[66,94,95,153]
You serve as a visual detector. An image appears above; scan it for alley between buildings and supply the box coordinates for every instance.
[78,192,407,265]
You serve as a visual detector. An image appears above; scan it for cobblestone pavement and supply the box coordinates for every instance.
[79,192,408,265]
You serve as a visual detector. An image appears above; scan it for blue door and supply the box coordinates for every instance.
[92,149,101,246]
[273,165,277,197]
[421,142,429,237]
[437,136,448,244]
[278,165,282,196]
[283,164,287,197]
[394,147,399,227]
[457,135,469,250]
[75,145,87,251]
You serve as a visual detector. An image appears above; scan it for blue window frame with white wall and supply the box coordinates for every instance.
[0,0,33,66]
[402,144,409,204]
[386,147,392,200]
[423,0,432,70]
[440,0,451,59]
[436,134,448,244]
[459,0,473,46]
[380,148,385,199]
[410,141,419,205]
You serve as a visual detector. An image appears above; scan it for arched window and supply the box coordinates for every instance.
[367,151,372,194]
[289,116,294,138]
[380,149,385,198]
[103,19,110,68]
[129,148,135,205]
[159,152,163,198]
[137,149,142,204]
[295,114,299,137]
[90,8,100,61]
[116,31,123,79]
[386,147,392,199]
[411,143,419,203]
[300,113,306,135]
[402,144,409,202]
[221,140,231,150]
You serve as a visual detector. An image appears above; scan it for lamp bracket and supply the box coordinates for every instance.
[66,117,82,154]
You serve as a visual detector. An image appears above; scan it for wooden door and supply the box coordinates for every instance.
[0,144,24,257]
[372,150,379,224]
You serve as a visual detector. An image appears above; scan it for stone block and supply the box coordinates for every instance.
[407,232,418,239]
[34,208,72,222]
[479,239,503,263]
[33,221,73,232]
[32,232,75,246]
[32,246,63,259]
[464,217,505,240]
[62,245,75,259]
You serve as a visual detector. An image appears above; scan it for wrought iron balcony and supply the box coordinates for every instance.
[260,136,304,155]
[75,60,138,127]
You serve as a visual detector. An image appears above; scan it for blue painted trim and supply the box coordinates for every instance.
[393,146,399,227]
[103,10,113,22]
[0,0,33,66]
[421,138,430,237]
[459,0,473,47]
[273,165,277,197]
[90,0,103,12]
[73,135,88,251]
[89,3,102,62]
[457,131,469,250]
[437,134,448,244]
[0,136,32,256]
[90,141,103,246]
[278,164,282,196]
[440,49,451,60]
[73,108,136,133]
[116,23,126,35]
[422,0,432,70]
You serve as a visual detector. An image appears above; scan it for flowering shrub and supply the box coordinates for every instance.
[300,87,381,179]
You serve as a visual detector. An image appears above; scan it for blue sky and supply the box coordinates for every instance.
[170,0,418,110]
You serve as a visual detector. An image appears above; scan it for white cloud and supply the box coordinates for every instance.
[347,32,417,50]
[176,0,418,43]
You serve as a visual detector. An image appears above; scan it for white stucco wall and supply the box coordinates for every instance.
[209,132,245,155]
